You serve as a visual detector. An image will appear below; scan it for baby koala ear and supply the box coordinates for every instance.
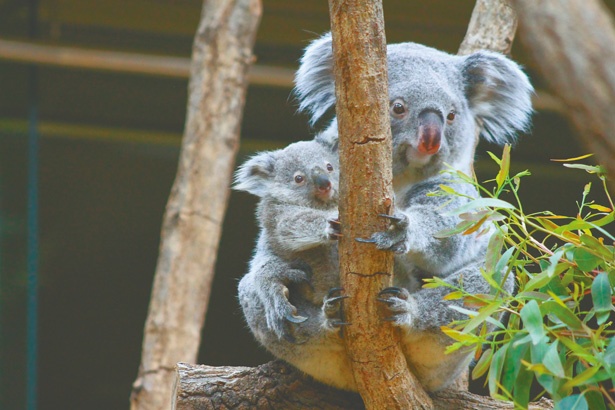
[233,151,277,197]
[459,50,534,145]
[294,32,336,126]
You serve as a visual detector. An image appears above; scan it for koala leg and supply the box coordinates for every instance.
[378,261,514,391]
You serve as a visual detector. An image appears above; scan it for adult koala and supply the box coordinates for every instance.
[240,33,533,392]
[295,33,534,391]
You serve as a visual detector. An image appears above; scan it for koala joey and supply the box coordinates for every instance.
[290,33,531,391]
[235,139,360,389]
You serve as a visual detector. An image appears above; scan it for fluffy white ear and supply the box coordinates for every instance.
[460,50,534,145]
[294,32,336,126]
[233,152,276,197]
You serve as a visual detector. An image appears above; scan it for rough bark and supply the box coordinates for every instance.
[513,0,615,190]
[130,1,262,409]
[458,0,518,56]
[172,362,554,410]
[327,1,432,409]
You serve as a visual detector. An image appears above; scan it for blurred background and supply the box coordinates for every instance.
[1,1,611,408]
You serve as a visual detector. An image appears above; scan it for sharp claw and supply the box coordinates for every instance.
[378,287,403,297]
[328,219,341,226]
[376,297,396,305]
[355,237,376,244]
[285,314,308,324]
[378,213,404,223]
[383,316,399,322]
[327,287,345,298]
[326,295,349,304]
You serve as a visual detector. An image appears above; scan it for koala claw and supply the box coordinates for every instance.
[323,288,347,331]
[327,217,342,240]
[284,313,308,324]
[378,213,405,224]
[355,237,377,244]
[378,287,410,299]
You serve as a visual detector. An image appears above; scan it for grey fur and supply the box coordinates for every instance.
[237,33,531,392]
[235,140,355,387]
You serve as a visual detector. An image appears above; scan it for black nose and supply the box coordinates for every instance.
[312,172,332,192]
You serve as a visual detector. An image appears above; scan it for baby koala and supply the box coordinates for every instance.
[235,139,356,388]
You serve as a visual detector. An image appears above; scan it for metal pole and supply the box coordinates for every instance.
[26,1,40,409]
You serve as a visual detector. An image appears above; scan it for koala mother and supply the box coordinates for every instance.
[243,33,533,392]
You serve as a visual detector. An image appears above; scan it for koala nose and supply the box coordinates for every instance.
[312,170,332,193]
[417,110,443,155]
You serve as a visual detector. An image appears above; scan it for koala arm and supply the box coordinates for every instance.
[385,260,513,336]
[364,177,487,274]
[264,203,338,253]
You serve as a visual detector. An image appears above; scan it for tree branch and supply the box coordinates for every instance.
[130,1,262,409]
[172,362,554,410]
[327,0,433,408]
[513,0,615,190]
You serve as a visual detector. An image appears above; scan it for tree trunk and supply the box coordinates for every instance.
[512,0,615,190]
[130,1,262,409]
[172,362,554,410]
[458,0,518,56]
[327,1,432,409]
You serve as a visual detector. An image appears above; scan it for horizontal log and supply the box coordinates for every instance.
[173,361,554,410]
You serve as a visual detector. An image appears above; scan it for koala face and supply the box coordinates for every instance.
[234,140,339,209]
[296,33,533,186]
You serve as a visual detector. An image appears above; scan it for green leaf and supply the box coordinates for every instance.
[524,271,554,293]
[513,348,533,409]
[433,219,474,238]
[447,197,516,216]
[472,348,492,380]
[488,344,508,395]
[556,394,588,410]
[562,365,601,390]
[485,229,505,273]
[572,247,601,272]
[520,300,546,345]
[580,234,614,259]
[592,272,613,325]
[501,333,530,394]
[543,341,565,378]
[584,390,607,410]
[541,300,584,330]
[496,144,511,189]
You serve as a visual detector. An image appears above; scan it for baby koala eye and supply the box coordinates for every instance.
[391,99,407,117]
[326,163,334,172]
[293,172,306,185]
[446,110,456,123]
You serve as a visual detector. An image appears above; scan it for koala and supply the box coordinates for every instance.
[235,139,359,389]
[291,33,530,391]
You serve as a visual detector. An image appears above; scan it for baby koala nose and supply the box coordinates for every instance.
[313,173,332,193]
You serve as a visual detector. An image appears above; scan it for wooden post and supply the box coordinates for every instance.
[130,1,262,409]
[327,1,433,408]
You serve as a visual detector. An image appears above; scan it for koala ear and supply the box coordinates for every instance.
[233,152,277,197]
[314,119,339,153]
[294,32,336,126]
[460,51,534,145]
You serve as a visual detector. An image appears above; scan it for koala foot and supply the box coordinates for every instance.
[355,212,410,254]
[327,217,342,240]
[261,268,313,343]
[323,287,350,331]
[377,287,414,328]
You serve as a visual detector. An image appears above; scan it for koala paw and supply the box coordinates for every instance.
[356,213,410,254]
[261,268,312,343]
[326,216,342,240]
[322,287,349,332]
[377,287,414,328]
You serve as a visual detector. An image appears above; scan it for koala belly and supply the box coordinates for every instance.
[290,347,356,391]
[402,332,473,392]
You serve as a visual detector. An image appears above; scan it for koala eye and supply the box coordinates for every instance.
[446,110,456,123]
[293,172,306,185]
[326,163,334,172]
[391,99,407,117]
